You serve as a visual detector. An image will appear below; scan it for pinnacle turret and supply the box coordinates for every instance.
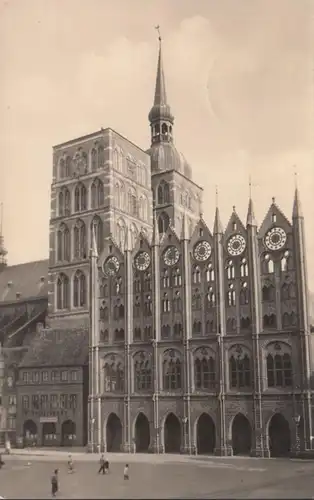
[246,198,258,227]
[292,187,303,219]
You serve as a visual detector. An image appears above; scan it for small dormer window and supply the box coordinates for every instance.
[199,228,203,237]
[233,222,237,231]
[272,213,277,223]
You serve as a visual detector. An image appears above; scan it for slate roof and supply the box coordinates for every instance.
[0,259,49,303]
[19,327,89,368]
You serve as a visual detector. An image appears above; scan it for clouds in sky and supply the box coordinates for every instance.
[0,0,313,286]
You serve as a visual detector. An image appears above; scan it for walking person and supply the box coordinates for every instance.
[123,464,129,481]
[67,455,74,474]
[51,469,59,498]
[98,454,105,475]
[0,454,4,469]
[104,458,109,474]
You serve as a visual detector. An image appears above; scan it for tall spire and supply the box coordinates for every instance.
[0,203,7,268]
[246,176,258,226]
[214,186,223,234]
[292,173,303,218]
[148,27,174,145]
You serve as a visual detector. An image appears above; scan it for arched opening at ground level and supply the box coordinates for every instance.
[42,422,57,446]
[231,413,252,456]
[268,413,291,457]
[23,420,38,446]
[134,413,150,452]
[106,413,122,452]
[61,420,76,447]
[164,413,181,453]
[196,413,216,454]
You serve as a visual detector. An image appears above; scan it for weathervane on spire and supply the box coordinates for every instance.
[155,25,162,42]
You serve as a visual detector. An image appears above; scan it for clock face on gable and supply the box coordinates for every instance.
[103,256,120,276]
[227,234,246,256]
[264,227,287,251]
[193,241,212,262]
[134,251,151,271]
[163,246,180,266]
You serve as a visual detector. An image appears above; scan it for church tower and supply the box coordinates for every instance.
[147,35,203,239]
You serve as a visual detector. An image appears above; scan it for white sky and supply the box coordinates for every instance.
[0,0,313,289]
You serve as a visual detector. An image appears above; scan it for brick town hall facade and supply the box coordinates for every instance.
[0,39,313,457]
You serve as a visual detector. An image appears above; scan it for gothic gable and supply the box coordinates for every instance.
[98,236,123,272]
[259,200,292,240]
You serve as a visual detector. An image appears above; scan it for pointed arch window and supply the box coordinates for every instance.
[74,183,87,212]
[240,258,248,277]
[91,178,104,209]
[262,283,275,302]
[73,270,86,308]
[144,295,152,316]
[229,348,252,389]
[134,356,152,391]
[263,314,277,329]
[65,156,72,177]
[144,272,152,292]
[239,282,249,305]
[206,286,215,308]
[59,158,66,179]
[103,361,124,392]
[194,353,216,390]
[138,196,148,221]
[227,284,236,306]
[161,270,170,289]
[173,323,183,337]
[91,148,97,171]
[281,251,290,272]
[97,145,104,169]
[192,291,202,310]
[133,276,141,293]
[58,187,71,217]
[56,273,69,310]
[192,266,201,284]
[162,293,171,313]
[226,260,235,280]
[100,306,108,321]
[90,216,103,254]
[57,223,70,262]
[157,181,170,205]
[266,345,292,388]
[74,219,87,260]
[172,268,182,287]
[130,224,138,248]
[134,296,141,318]
[173,291,182,312]
[263,254,274,274]
[163,354,182,390]
[128,189,137,217]
[206,263,215,282]
[206,319,215,334]
[158,212,170,234]
[117,219,126,250]
[161,325,171,339]
[193,321,202,335]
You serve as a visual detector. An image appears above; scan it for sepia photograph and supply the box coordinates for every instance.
[0,0,314,498]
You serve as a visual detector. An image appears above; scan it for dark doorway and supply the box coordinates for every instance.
[268,413,291,457]
[232,413,252,456]
[197,413,216,454]
[106,413,122,452]
[61,420,76,447]
[135,413,150,452]
[42,422,57,447]
[164,413,181,453]
[23,419,38,446]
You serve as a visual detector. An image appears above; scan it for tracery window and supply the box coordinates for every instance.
[73,270,86,308]
[157,181,170,205]
[266,343,292,388]
[74,219,87,260]
[172,268,182,287]
[90,216,103,254]
[57,223,70,261]
[239,282,249,305]
[173,291,182,312]
[226,260,235,280]
[56,273,69,310]
[227,284,236,306]
[163,351,182,390]
[58,187,71,217]
[206,263,215,282]
[134,354,152,391]
[194,350,216,390]
[103,360,124,392]
[162,293,171,313]
[192,266,201,284]
[158,212,170,234]
[91,178,104,209]
[74,183,87,212]
[206,287,215,308]
[240,258,248,277]
[229,346,252,389]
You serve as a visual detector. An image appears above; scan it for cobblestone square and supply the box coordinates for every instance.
[1,454,314,499]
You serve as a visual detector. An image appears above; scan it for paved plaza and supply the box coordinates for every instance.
[0,451,314,498]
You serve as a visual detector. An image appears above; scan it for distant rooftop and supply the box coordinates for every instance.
[0,259,49,304]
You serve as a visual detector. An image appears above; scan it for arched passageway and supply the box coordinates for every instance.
[61,420,76,447]
[231,413,252,456]
[164,413,181,453]
[106,413,122,452]
[42,422,57,447]
[134,413,150,452]
[23,420,38,446]
[268,413,291,457]
[196,413,216,454]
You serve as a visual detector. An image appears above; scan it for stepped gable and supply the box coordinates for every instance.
[0,259,49,303]
[19,327,89,368]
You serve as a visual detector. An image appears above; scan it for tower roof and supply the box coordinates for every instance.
[246,198,258,226]
[148,37,174,124]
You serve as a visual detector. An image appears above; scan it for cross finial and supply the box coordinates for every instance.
[155,25,162,42]
[215,185,219,207]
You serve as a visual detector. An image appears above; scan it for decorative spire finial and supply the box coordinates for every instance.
[232,205,236,212]
[155,25,162,42]
[215,185,219,207]
[249,175,252,198]
[294,167,298,189]
[272,196,275,204]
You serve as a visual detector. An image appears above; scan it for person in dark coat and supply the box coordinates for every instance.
[98,454,105,475]
[104,458,109,474]
[51,469,59,497]
[0,455,4,469]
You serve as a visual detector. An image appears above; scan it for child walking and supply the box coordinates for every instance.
[67,454,74,474]
[123,464,129,480]
[51,469,59,498]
